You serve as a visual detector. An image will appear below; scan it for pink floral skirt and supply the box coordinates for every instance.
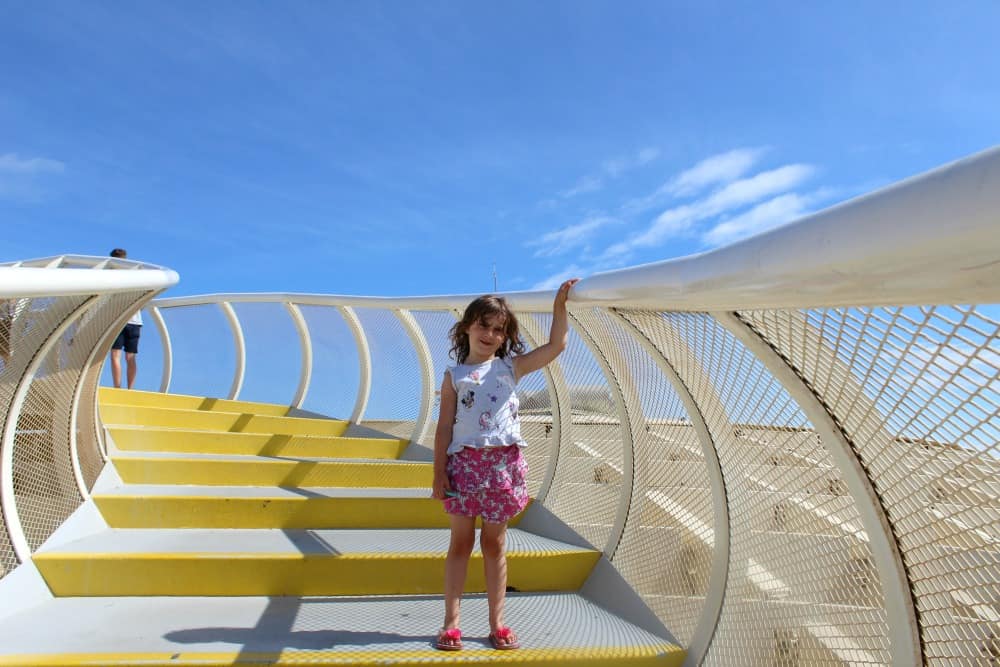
[444,444,529,524]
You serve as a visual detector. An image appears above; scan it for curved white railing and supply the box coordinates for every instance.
[0,256,178,573]
[1,146,998,666]
[145,147,1000,666]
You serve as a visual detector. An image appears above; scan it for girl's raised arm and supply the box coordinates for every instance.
[513,278,579,381]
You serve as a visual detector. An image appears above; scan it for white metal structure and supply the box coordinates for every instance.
[0,256,177,570]
[0,146,999,665]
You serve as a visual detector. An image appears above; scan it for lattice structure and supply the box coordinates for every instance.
[743,305,1000,664]
[6,145,999,667]
[132,294,1000,666]
[0,257,175,578]
[353,307,423,440]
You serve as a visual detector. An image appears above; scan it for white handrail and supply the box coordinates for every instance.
[219,302,246,401]
[149,146,1000,315]
[0,265,178,298]
[396,309,435,449]
[576,145,1000,309]
[147,306,173,394]
[339,306,372,423]
[0,256,178,570]
[284,302,313,409]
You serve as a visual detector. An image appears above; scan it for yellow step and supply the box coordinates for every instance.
[93,491,489,529]
[98,387,297,416]
[108,426,406,458]
[33,529,597,597]
[112,456,432,487]
[0,646,684,666]
[100,405,349,436]
[0,593,685,665]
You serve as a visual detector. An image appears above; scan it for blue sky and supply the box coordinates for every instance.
[3,2,999,297]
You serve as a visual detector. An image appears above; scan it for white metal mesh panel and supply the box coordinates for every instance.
[354,308,421,439]
[0,298,40,576]
[157,305,235,399]
[410,310,458,449]
[14,309,91,551]
[614,309,717,645]
[231,303,301,405]
[299,306,360,419]
[75,292,151,486]
[511,311,556,498]
[1,295,88,573]
[534,311,623,551]
[742,305,1000,665]
[659,312,893,665]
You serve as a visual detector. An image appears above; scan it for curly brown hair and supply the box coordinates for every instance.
[448,295,525,364]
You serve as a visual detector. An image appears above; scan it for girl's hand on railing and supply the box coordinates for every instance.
[554,278,579,308]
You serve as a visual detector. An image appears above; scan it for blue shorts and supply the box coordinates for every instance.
[112,324,141,354]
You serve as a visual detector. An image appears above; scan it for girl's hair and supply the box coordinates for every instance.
[449,295,525,364]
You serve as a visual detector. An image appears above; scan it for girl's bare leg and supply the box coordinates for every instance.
[480,520,510,635]
[443,514,476,635]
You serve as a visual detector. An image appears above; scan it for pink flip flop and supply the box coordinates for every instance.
[489,626,520,650]
[436,627,462,651]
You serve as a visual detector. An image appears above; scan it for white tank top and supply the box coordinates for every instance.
[445,356,523,455]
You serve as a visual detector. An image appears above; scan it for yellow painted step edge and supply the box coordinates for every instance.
[108,428,406,459]
[0,645,685,667]
[93,496,525,529]
[100,405,350,436]
[33,550,600,596]
[98,387,295,416]
[112,457,432,487]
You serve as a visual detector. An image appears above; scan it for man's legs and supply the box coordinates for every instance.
[125,352,137,389]
[110,349,123,388]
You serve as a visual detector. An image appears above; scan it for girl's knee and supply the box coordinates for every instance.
[479,531,506,559]
[449,532,476,557]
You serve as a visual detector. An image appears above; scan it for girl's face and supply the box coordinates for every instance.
[466,314,506,360]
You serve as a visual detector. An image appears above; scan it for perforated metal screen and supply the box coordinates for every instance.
[742,305,1000,665]
[10,286,996,666]
[354,307,422,440]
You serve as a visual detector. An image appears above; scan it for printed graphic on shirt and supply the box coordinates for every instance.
[446,359,524,455]
[460,389,475,409]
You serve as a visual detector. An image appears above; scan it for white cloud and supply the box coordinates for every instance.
[604,161,817,261]
[529,216,619,258]
[0,153,65,175]
[701,193,814,246]
[669,147,765,197]
[622,147,766,216]
[702,164,814,212]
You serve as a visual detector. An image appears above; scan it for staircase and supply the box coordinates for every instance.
[0,388,684,666]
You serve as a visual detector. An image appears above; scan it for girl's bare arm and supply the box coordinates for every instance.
[432,373,458,499]
[513,278,579,380]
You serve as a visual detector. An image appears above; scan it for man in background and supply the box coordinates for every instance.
[109,248,142,388]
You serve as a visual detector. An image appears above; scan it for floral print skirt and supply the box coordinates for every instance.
[444,444,529,524]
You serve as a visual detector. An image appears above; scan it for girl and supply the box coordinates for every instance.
[432,278,579,651]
